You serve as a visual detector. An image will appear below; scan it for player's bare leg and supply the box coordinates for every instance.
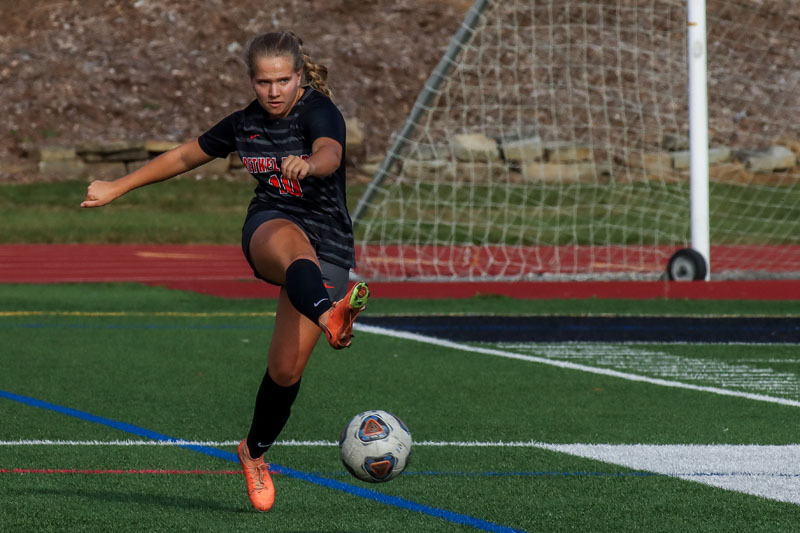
[248,219,319,285]
[267,288,321,386]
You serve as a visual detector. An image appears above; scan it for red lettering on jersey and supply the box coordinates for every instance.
[243,157,305,197]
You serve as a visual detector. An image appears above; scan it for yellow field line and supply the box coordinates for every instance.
[0,310,794,319]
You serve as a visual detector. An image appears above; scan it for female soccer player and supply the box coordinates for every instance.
[81,31,368,512]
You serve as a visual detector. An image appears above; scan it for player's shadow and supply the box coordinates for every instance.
[13,487,361,529]
[13,486,240,513]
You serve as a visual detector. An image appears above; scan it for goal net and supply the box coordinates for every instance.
[352,0,800,281]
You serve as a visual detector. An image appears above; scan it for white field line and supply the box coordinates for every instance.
[0,439,572,447]
[353,324,800,408]
[541,443,800,505]
[4,439,798,504]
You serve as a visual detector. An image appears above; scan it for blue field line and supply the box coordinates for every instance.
[0,389,524,533]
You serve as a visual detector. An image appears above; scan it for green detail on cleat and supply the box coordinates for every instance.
[349,282,369,310]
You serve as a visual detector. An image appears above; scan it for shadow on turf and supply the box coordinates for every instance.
[13,486,362,529]
[14,486,242,514]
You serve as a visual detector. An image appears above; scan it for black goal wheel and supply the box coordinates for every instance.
[667,248,707,281]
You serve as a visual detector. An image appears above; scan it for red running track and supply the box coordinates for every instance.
[2,244,800,300]
[356,243,800,279]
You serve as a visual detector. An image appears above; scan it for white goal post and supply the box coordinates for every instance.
[352,0,800,281]
[687,0,710,280]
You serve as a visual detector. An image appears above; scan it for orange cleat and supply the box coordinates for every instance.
[237,439,275,512]
[322,281,369,349]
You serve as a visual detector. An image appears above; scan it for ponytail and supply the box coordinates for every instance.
[301,51,333,99]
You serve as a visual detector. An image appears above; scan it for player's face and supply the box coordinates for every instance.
[250,55,303,118]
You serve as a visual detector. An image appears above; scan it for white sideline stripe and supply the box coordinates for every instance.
[541,444,800,506]
[354,324,800,408]
[0,439,567,447]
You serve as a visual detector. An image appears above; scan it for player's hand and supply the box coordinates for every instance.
[281,155,313,181]
[81,180,122,208]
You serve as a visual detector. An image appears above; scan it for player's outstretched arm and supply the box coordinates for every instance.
[80,139,214,208]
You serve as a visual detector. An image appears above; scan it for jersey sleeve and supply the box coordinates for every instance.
[300,97,346,147]
[198,112,238,159]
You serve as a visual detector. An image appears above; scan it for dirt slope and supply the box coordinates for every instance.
[1,1,797,181]
[0,0,471,179]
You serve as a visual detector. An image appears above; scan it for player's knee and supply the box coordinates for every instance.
[267,365,302,387]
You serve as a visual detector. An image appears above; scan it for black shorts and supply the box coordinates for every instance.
[241,209,349,301]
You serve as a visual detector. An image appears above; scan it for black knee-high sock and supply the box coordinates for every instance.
[246,371,301,458]
[285,259,332,325]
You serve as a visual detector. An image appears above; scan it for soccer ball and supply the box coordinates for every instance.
[339,410,412,483]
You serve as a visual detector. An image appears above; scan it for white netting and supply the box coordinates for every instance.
[352,0,800,281]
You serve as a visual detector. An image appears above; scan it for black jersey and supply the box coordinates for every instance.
[198,88,355,269]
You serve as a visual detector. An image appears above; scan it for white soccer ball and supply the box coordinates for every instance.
[339,410,412,483]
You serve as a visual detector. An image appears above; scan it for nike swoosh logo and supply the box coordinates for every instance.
[324,283,335,289]
[257,442,269,448]
[249,134,260,140]
[313,298,329,308]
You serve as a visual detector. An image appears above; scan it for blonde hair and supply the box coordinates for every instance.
[245,31,333,99]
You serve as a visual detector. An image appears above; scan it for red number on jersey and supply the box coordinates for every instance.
[268,174,303,197]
